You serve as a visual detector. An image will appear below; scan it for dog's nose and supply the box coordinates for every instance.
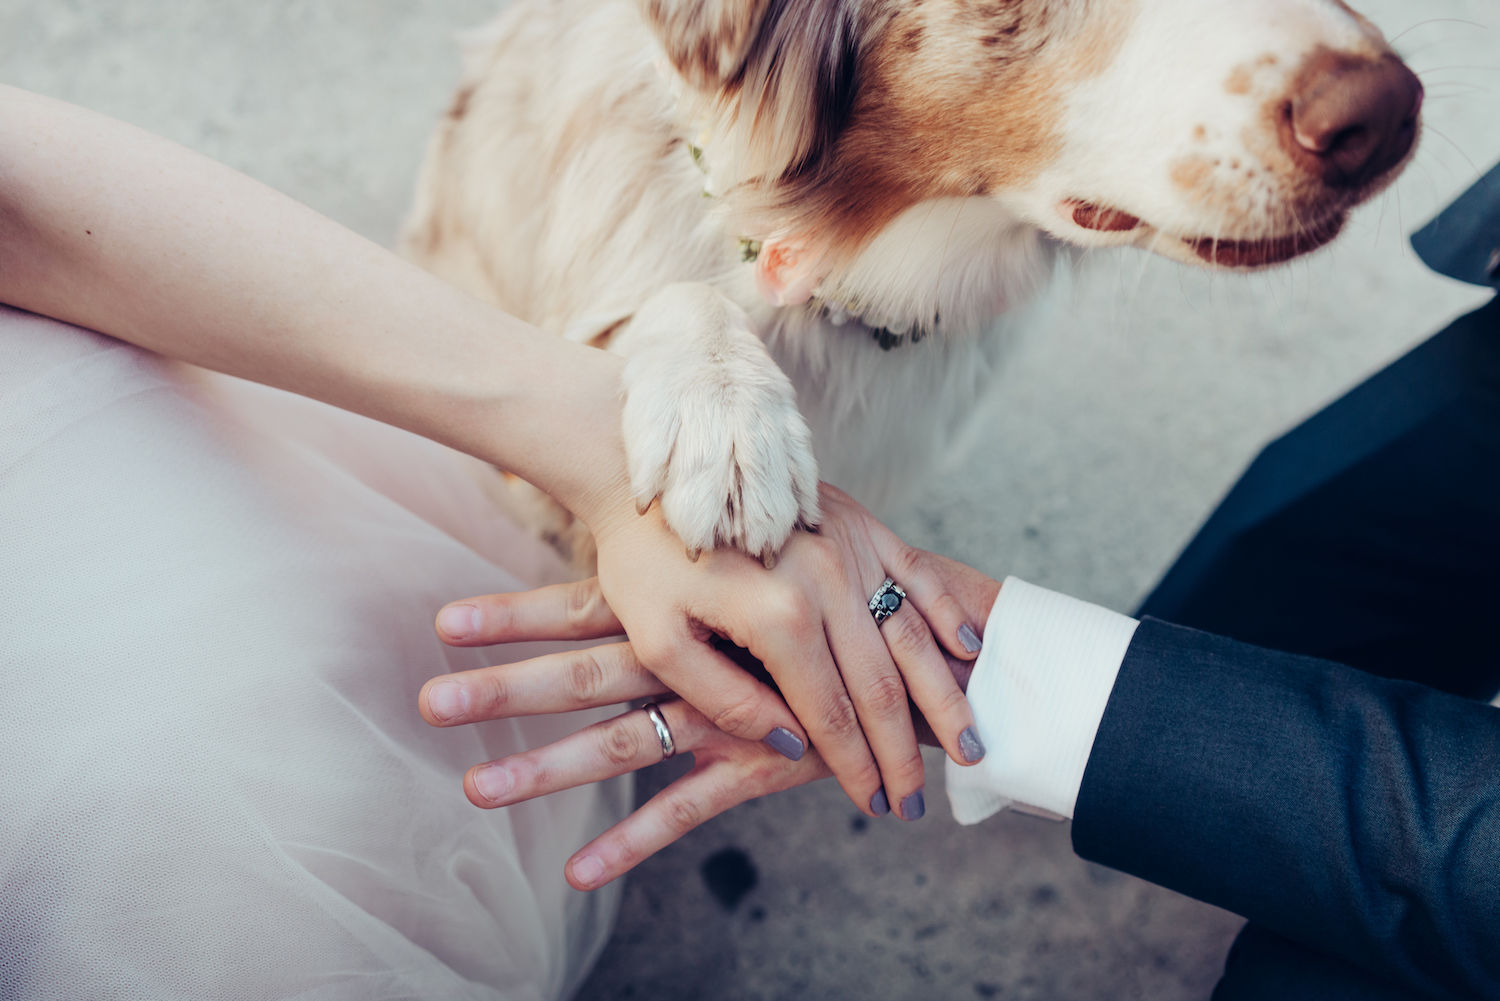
[1284,50,1422,189]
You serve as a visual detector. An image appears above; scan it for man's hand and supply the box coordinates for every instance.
[422,607,830,890]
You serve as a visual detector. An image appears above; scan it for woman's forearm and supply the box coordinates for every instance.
[0,85,630,530]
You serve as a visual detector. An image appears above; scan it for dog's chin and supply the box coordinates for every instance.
[1062,200,1346,271]
[1174,214,1345,269]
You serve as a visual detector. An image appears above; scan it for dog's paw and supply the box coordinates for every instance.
[616,284,820,565]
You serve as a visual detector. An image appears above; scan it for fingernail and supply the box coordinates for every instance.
[472,764,514,803]
[958,623,982,654]
[959,726,986,763]
[900,789,926,821]
[426,682,470,723]
[437,603,481,640]
[870,788,890,816]
[763,727,805,761]
[572,854,605,887]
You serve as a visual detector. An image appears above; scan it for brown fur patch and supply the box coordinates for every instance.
[1066,0,1137,79]
[728,0,1139,270]
[1224,52,1285,96]
[447,84,475,121]
[642,0,774,88]
[1170,155,1215,195]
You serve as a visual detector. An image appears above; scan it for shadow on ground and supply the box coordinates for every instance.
[578,750,1242,1001]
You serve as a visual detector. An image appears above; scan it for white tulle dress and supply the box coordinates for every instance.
[0,306,629,1000]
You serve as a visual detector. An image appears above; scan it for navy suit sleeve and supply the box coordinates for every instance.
[1071,618,1500,1000]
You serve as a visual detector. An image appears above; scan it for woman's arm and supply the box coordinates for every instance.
[0,84,628,531]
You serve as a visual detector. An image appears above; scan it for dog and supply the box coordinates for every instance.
[403,0,1421,567]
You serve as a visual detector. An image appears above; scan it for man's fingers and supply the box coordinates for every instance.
[419,642,670,726]
[435,577,623,646]
[564,746,832,891]
[463,699,710,808]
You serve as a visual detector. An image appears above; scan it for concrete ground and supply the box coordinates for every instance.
[5,2,1497,998]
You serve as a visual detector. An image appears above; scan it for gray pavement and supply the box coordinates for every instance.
[5,2,1498,997]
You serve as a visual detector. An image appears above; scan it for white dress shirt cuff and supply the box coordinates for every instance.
[945,577,1140,824]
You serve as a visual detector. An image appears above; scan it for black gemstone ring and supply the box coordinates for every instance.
[868,578,907,626]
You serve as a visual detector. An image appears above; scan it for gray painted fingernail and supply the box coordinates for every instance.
[870,789,890,816]
[958,623,982,654]
[959,726,986,763]
[901,790,926,821]
[763,727,805,761]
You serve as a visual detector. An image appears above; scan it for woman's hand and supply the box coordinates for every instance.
[431,487,1003,824]
[419,538,1002,889]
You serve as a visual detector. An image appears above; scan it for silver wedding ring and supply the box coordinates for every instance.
[642,702,676,760]
[868,577,907,625]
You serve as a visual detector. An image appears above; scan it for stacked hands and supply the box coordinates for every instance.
[418,486,1001,892]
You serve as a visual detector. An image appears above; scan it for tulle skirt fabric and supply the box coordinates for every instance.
[0,306,628,1000]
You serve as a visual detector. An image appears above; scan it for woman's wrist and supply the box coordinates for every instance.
[471,334,636,539]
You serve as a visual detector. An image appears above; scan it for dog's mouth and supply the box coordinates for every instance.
[1065,201,1345,269]
[1179,215,1345,268]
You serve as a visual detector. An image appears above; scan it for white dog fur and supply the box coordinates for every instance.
[403,0,1418,566]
